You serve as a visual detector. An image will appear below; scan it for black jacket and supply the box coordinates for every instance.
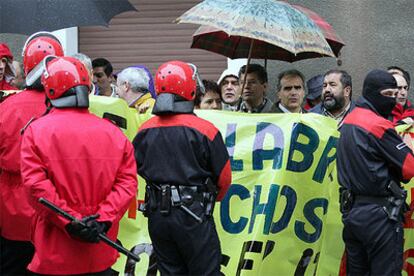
[133,113,231,200]
[337,97,414,196]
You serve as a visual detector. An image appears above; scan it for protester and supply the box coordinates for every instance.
[304,74,323,111]
[0,32,64,274]
[133,60,231,275]
[387,66,410,88]
[11,61,25,89]
[195,79,222,110]
[92,57,117,97]
[273,69,306,113]
[116,67,155,113]
[0,43,16,91]
[389,71,414,123]
[218,68,240,111]
[310,69,354,128]
[239,64,274,113]
[130,65,157,99]
[337,69,414,275]
[20,56,137,275]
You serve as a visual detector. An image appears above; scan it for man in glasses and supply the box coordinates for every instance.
[116,67,155,114]
[92,58,117,97]
[238,64,275,113]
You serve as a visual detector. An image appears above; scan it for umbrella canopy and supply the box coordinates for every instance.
[292,4,345,57]
[191,25,341,62]
[0,0,137,35]
[176,0,335,58]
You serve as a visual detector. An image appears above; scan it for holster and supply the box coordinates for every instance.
[385,181,409,222]
[203,178,218,217]
[339,187,354,214]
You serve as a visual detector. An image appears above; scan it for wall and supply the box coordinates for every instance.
[0,28,78,61]
[1,0,414,103]
[262,0,414,102]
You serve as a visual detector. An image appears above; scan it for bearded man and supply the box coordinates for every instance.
[310,69,355,128]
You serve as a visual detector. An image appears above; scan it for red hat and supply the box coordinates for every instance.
[0,43,13,60]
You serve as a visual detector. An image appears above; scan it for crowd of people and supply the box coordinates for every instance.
[1,30,414,275]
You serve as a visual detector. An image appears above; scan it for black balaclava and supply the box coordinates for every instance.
[362,69,398,118]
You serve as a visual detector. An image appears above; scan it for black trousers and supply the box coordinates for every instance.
[147,201,222,275]
[342,202,403,276]
[0,235,35,276]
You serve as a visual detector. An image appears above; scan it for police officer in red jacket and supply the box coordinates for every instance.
[0,32,64,274]
[133,61,231,275]
[338,69,414,275]
[20,56,137,275]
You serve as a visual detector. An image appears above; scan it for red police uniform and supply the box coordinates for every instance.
[0,33,64,274]
[21,56,138,274]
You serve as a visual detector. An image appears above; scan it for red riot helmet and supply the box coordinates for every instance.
[155,60,203,101]
[41,56,90,108]
[22,32,64,76]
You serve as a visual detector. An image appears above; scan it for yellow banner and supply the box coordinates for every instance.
[87,99,414,276]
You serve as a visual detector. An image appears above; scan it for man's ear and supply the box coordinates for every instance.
[262,82,268,96]
[344,86,351,98]
[125,81,131,92]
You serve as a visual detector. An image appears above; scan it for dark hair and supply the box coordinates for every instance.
[276,69,305,92]
[195,79,221,106]
[387,65,410,88]
[238,64,267,84]
[324,69,353,98]
[92,58,113,77]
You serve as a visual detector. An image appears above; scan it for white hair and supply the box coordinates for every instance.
[117,67,150,93]
[71,53,92,72]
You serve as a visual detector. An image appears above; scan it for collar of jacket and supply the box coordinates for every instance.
[240,98,269,113]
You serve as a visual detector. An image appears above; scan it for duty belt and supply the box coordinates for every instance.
[353,195,390,206]
[140,180,217,223]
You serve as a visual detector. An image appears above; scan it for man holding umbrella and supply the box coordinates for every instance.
[238,64,275,113]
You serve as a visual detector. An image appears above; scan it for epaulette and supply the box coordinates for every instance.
[0,90,22,102]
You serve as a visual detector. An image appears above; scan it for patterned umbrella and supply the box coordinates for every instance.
[292,4,345,57]
[175,0,335,60]
[189,4,344,62]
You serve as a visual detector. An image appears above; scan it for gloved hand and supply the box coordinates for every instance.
[65,214,110,243]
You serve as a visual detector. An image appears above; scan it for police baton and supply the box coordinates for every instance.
[39,197,140,262]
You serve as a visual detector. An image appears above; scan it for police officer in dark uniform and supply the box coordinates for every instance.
[133,60,231,275]
[337,69,414,275]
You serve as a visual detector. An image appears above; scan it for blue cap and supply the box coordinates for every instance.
[306,74,324,100]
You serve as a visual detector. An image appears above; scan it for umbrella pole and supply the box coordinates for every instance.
[240,39,255,99]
